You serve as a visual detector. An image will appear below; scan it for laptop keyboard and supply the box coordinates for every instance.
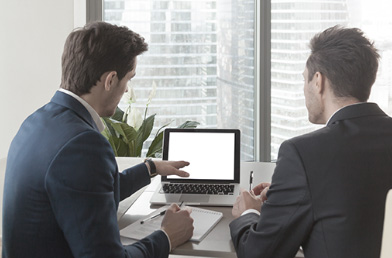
[161,183,235,195]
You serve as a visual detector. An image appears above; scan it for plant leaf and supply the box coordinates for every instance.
[112,136,129,157]
[101,117,117,137]
[101,127,118,156]
[146,130,164,157]
[112,107,125,122]
[110,121,138,156]
[155,121,171,137]
[178,121,200,129]
[135,114,155,156]
[101,105,200,158]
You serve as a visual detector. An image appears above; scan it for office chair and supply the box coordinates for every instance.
[380,189,392,258]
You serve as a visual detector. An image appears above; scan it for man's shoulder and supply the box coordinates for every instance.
[287,126,330,145]
[36,99,95,132]
[20,100,104,157]
[279,125,344,159]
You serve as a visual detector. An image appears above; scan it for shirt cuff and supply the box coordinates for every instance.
[241,208,260,216]
[159,229,172,251]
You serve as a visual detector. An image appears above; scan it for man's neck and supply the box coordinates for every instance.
[325,97,362,123]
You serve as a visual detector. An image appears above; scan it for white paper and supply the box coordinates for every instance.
[120,206,223,242]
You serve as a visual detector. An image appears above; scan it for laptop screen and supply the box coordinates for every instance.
[162,128,240,183]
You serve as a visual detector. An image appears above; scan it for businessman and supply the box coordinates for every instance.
[3,22,194,258]
[230,26,392,258]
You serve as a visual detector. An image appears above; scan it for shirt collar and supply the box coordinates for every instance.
[58,89,105,132]
[326,102,365,125]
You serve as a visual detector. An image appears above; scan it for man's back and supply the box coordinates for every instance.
[2,95,101,257]
[230,103,392,258]
[294,103,392,257]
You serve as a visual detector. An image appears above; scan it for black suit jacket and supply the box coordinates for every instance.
[3,91,170,258]
[230,103,392,258]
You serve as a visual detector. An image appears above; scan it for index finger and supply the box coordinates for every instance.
[181,206,192,215]
[170,160,190,169]
[168,203,181,212]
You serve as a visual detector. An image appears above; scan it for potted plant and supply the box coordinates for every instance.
[101,84,199,157]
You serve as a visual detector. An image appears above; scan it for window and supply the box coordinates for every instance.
[96,0,392,161]
[103,0,256,160]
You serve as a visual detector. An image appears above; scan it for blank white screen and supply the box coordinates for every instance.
[166,132,235,180]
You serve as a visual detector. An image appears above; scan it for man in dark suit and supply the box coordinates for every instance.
[2,22,194,258]
[230,26,392,258]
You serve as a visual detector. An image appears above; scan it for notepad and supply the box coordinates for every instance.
[120,206,223,242]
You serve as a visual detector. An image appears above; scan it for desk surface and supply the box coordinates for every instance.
[116,158,303,258]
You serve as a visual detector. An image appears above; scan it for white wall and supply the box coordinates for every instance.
[0,0,75,159]
[0,0,77,238]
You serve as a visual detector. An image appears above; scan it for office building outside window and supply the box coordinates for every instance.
[104,0,255,160]
[103,0,392,161]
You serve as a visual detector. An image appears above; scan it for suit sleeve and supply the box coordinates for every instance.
[45,131,169,258]
[230,140,313,258]
[119,163,151,201]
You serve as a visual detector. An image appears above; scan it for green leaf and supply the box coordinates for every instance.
[178,121,200,129]
[101,105,199,158]
[135,114,155,156]
[110,121,128,141]
[101,117,117,138]
[109,120,138,156]
[146,121,171,157]
[112,107,125,122]
[112,136,129,157]
[155,121,171,137]
[146,131,164,157]
[101,127,118,156]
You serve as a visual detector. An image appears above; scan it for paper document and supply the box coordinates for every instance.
[117,186,147,221]
[120,205,223,242]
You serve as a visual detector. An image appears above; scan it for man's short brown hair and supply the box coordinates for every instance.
[306,26,380,102]
[60,22,148,95]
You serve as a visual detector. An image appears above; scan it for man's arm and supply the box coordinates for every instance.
[119,163,151,201]
[46,131,169,258]
[230,140,314,258]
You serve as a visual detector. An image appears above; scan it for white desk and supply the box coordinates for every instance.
[116,158,303,257]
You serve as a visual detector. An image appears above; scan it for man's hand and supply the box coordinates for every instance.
[153,160,190,177]
[232,189,263,218]
[161,203,194,249]
[252,182,271,202]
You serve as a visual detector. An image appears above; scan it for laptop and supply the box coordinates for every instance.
[150,128,240,206]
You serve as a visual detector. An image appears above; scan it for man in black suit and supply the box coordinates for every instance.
[230,26,392,258]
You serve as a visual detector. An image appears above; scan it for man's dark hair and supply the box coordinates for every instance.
[60,22,148,95]
[306,25,380,102]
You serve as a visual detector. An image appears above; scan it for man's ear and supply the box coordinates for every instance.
[104,71,117,91]
[314,71,325,94]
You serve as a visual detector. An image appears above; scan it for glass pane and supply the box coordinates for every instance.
[104,0,255,160]
[270,0,392,160]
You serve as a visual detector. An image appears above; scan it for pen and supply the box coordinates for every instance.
[249,171,254,191]
[140,201,185,224]
[140,210,166,224]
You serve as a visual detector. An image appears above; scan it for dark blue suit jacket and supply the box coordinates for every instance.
[230,103,392,258]
[2,91,170,257]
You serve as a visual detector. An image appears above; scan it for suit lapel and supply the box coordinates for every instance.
[50,91,100,132]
